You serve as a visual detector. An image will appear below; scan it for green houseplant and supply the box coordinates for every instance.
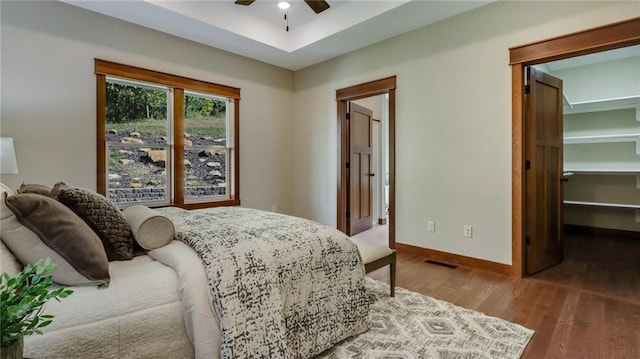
[0,258,73,359]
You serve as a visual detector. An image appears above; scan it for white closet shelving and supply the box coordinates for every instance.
[563,97,640,210]
[564,169,639,174]
[564,200,640,209]
[563,133,640,145]
[564,95,640,118]
[543,46,640,231]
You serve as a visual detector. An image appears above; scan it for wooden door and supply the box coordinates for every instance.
[525,67,564,275]
[348,102,374,235]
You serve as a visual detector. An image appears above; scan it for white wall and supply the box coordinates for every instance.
[292,1,640,264]
[556,56,640,103]
[0,1,294,214]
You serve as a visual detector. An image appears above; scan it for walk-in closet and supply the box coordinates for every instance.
[531,45,640,301]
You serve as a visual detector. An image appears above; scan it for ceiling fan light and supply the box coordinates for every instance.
[278,1,290,10]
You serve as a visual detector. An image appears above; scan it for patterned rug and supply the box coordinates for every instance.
[316,279,534,359]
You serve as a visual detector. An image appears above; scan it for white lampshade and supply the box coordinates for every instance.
[0,137,19,174]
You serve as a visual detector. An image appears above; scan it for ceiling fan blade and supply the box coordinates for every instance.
[304,0,330,14]
[234,0,256,5]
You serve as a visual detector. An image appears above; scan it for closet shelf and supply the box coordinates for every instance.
[563,133,640,144]
[564,200,640,209]
[563,95,640,117]
[563,169,640,175]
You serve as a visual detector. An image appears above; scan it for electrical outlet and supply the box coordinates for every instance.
[271,204,277,213]
[427,220,435,232]
[463,225,473,238]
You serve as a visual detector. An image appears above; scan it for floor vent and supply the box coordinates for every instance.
[425,259,458,269]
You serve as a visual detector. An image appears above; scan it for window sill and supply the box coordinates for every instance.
[175,199,241,210]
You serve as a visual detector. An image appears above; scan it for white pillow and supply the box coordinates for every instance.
[0,193,23,276]
[0,184,108,286]
[122,205,175,250]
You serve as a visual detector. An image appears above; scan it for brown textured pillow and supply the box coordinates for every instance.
[52,182,134,261]
[16,183,52,196]
[5,193,110,286]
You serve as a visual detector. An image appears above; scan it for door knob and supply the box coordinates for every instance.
[368,173,375,177]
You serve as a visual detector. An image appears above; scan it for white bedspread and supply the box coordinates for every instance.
[24,256,194,359]
[148,241,221,359]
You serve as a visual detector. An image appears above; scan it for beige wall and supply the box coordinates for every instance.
[2,1,638,266]
[292,1,640,264]
[0,1,294,214]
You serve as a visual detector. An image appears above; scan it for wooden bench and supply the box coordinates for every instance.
[352,239,396,297]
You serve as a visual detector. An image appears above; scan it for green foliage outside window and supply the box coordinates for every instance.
[106,82,167,123]
[185,94,226,119]
[106,82,226,124]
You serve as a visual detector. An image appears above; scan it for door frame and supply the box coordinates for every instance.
[510,17,640,276]
[336,76,396,248]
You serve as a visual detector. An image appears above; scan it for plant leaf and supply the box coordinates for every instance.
[0,259,72,347]
[38,319,53,328]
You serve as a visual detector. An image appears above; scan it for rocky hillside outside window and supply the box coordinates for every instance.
[95,59,240,209]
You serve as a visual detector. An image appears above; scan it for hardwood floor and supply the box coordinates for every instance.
[363,231,640,358]
[532,230,640,303]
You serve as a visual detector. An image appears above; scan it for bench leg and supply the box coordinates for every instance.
[390,252,396,297]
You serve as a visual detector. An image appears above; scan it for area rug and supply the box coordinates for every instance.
[316,279,534,359]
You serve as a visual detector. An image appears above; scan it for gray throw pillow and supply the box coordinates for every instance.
[4,192,110,286]
[52,182,134,261]
[15,182,53,196]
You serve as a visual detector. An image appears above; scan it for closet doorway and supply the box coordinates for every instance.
[510,18,640,282]
[336,77,396,249]
[526,47,640,300]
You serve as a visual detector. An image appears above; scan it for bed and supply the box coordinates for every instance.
[22,254,195,358]
[1,185,370,359]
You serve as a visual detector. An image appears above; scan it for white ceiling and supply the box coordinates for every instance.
[62,0,494,71]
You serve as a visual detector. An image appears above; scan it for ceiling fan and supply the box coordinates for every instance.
[234,0,331,14]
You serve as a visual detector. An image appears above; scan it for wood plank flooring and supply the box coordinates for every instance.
[363,230,640,358]
[532,231,640,303]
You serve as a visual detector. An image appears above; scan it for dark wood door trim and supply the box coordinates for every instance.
[510,17,640,277]
[509,17,640,65]
[336,76,397,101]
[336,76,396,248]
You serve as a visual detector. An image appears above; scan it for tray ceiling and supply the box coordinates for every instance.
[62,0,494,70]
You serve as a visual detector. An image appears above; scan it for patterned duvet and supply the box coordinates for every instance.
[157,207,370,359]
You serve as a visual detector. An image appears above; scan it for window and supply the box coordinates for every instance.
[96,59,240,208]
[182,90,233,202]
